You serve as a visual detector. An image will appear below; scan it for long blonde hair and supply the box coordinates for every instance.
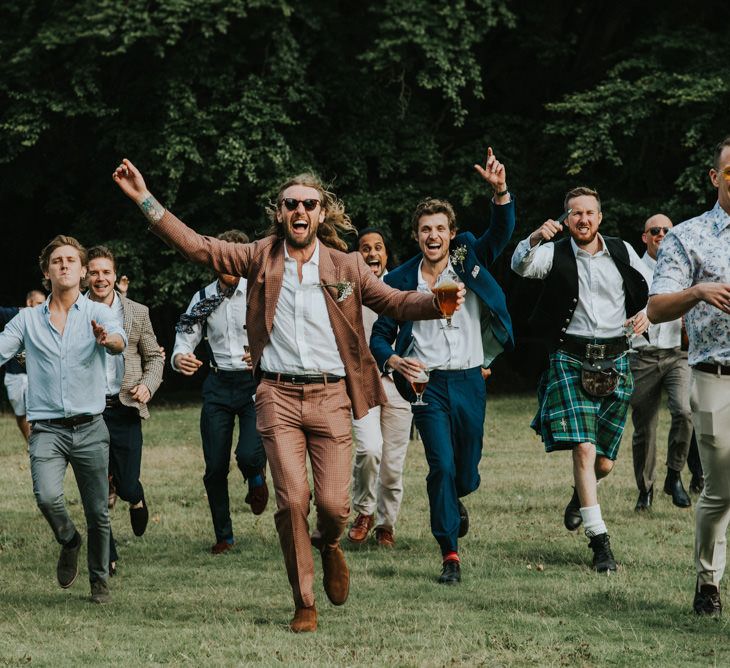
[266,173,356,252]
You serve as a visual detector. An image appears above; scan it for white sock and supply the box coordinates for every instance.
[580,504,607,538]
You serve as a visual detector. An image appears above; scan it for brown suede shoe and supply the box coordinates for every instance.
[211,539,234,555]
[321,544,350,605]
[290,605,317,632]
[375,527,395,548]
[245,474,269,515]
[347,513,373,544]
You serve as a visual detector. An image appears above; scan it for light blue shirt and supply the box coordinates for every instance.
[651,201,730,365]
[0,293,127,421]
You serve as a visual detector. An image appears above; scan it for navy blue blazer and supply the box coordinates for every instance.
[370,200,515,372]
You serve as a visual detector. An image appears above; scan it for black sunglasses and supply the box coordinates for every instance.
[282,198,320,212]
[648,226,671,236]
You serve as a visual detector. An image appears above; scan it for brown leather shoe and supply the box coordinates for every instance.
[211,539,234,555]
[347,513,373,544]
[321,544,350,605]
[245,473,269,515]
[375,527,395,548]
[290,605,317,632]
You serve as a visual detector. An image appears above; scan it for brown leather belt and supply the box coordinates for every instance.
[693,363,730,376]
[39,414,96,428]
[558,335,628,360]
[262,372,344,385]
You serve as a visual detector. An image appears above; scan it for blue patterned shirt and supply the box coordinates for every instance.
[651,201,730,365]
[0,293,127,420]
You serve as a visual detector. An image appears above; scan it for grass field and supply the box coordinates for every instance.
[0,395,726,666]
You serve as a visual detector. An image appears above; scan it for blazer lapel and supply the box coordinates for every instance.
[264,242,285,333]
[317,243,339,300]
[120,295,133,337]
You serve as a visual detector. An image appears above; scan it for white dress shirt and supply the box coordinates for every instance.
[105,291,126,394]
[412,261,482,369]
[260,240,346,376]
[511,234,652,338]
[633,252,681,350]
[172,279,249,372]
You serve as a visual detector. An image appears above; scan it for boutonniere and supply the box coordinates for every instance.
[318,281,354,302]
[450,244,467,272]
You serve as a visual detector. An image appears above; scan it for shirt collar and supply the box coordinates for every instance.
[284,239,320,266]
[570,233,608,257]
[711,201,730,234]
[43,291,84,313]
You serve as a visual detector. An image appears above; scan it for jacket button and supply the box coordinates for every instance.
[564,318,570,323]
[561,327,567,332]
[573,298,578,304]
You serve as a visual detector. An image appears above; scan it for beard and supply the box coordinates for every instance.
[569,226,599,246]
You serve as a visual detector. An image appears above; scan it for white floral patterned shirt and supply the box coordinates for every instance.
[650,201,730,365]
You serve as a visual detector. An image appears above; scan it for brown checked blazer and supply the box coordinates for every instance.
[118,295,164,419]
[151,211,440,419]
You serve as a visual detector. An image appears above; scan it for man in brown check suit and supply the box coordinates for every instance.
[113,159,458,632]
[87,246,164,573]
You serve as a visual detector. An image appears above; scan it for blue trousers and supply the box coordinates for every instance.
[412,367,486,555]
[201,369,265,542]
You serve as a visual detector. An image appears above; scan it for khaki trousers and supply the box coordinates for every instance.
[692,369,730,587]
[255,379,353,608]
[351,375,412,531]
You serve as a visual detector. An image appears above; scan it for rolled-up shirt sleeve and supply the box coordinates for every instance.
[650,232,693,294]
[510,237,555,279]
[92,302,127,353]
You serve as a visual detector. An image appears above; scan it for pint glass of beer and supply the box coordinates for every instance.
[432,269,460,329]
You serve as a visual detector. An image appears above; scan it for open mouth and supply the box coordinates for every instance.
[292,219,309,232]
[367,260,381,269]
[426,242,441,250]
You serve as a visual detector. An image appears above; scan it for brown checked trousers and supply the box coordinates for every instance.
[256,378,353,608]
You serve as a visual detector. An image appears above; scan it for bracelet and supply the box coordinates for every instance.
[493,188,509,198]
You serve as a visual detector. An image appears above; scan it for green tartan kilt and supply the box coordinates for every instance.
[531,351,633,460]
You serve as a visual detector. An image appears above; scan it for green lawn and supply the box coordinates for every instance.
[0,395,725,666]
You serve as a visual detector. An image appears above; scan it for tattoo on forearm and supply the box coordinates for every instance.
[138,194,165,224]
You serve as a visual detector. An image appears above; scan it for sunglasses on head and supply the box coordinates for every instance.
[282,198,320,212]
[647,226,671,236]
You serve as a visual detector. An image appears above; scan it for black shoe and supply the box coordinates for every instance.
[564,487,582,531]
[130,498,149,537]
[694,582,722,616]
[458,501,469,538]
[438,560,461,585]
[57,532,82,588]
[635,486,653,512]
[588,533,617,573]
[690,474,705,495]
[664,469,691,508]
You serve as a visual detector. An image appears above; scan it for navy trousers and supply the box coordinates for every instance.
[104,402,144,564]
[201,369,265,542]
[412,367,486,555]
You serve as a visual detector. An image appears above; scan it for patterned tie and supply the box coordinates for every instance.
[175,283,236,334]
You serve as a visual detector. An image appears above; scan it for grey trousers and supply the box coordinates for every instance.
[29,415,110,584]
[629,348,692,492]
[693,369,730,587]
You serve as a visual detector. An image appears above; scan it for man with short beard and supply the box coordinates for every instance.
[171,230,268,555]
[113,159,455,632]
[347,228,413,548]
[0,235,126,603]
[511,187,650,573]
[86,245,164,574]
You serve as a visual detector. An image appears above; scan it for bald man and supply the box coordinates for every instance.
[629,214,693,512]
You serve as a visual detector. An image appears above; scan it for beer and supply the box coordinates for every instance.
[433,282,459,318]
[412,380,428,394]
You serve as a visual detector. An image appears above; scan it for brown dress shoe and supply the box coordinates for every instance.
[290,605,317,632]
[245,474,269,515]
[321,544,350,605]
[347,513,373,544]
[375,527,395,548]
[211,539,234,555]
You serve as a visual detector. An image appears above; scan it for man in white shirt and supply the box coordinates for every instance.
[511,186,650,574]
[630,215,692,512]
[171,229,268,556]
[347,228,413,548]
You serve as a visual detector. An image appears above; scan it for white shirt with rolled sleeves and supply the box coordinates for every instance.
[260,239,346,376]
[511,234,652,338]
[650,201,730,366]
[172,279,249,372]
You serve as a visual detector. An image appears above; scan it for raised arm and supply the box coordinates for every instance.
[510,219,560,279]
[112,158,252,278]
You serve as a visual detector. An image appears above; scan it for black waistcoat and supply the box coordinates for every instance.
[528,236,649,351]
